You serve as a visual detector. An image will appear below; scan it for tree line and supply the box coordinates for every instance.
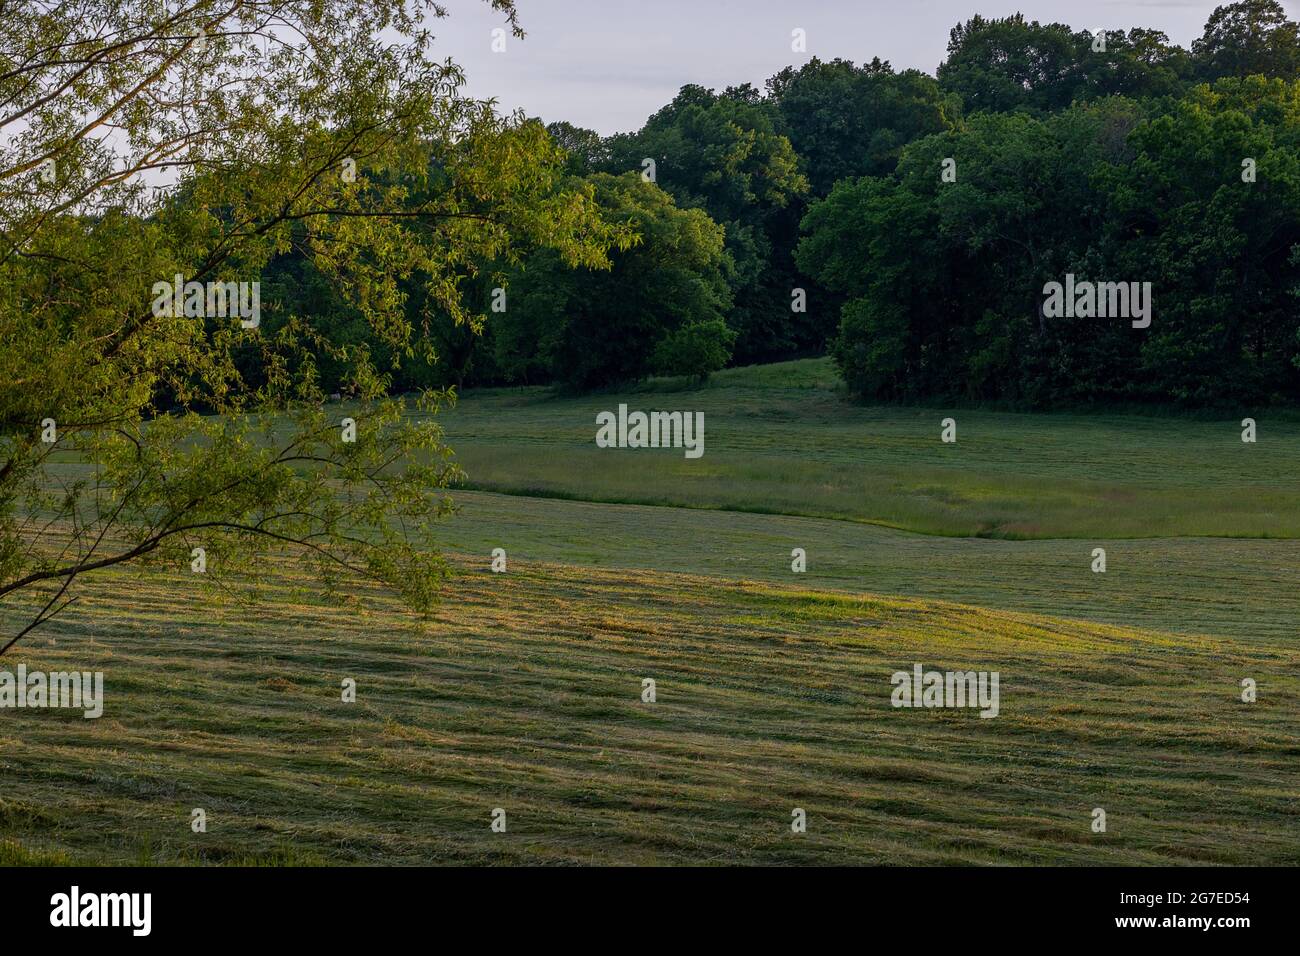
[265,0,1300,406]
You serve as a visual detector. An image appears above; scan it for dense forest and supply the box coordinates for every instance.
[263,0,1300,408]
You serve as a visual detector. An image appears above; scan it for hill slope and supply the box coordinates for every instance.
[3,557,1296,865]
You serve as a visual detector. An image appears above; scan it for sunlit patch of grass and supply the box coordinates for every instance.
[0,838,81,866]
[434,491,1300,642]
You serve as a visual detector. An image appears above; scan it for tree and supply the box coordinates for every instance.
[1074,29,1193,102]
[800,80,1300,408]
[0,1,625,652]
[799,101,1148,404]
[937,14,1083,114]
[1102,76,1300,403]
[766,57,959,195]
[493,172,731,390]
[1193,0,1300,82]
[602,85,809,363]
[938,16,1193,115]
[545,121,609,175]
[652,320,737,384]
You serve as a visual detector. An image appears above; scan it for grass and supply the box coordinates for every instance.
[2,557,1296,866]
[3,357,1298,865]
[434,358,1300,539]
[436,490,1300,642]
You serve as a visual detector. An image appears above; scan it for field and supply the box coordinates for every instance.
[2,358,1298,865]
[443,358,1300,539]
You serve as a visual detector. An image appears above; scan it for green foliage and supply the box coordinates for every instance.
[651,319,737,383]
[0,0,623,648]
[768,57,960,194]
[938,14,1193,114]
[602,85,811,362]
[938,14,1090,114]
[800,81,1300,407]
[545,121,610,176]
[272,2,1300,396]
[1193,0,1300,82]
[1105,76,1300,403]
[493,172,730,389]
[604,85,806,224]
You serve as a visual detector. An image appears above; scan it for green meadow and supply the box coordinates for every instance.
[2,358,1298,865]
[439,358,1300,539]
[437,491,1300,642]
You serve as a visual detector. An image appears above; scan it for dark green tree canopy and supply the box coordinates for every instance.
[938,13,1085,114]
[493,172,731,390]
[1193,0,1300,82]
[766,57,959,195]
[799,79,1300,408]
[599,84,808,363]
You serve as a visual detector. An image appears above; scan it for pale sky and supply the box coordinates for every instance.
[428,0,1296,135]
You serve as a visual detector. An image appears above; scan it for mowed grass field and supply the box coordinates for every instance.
[2,358,1298,865]
[437,491,1300,642]
[2,558,1297,866]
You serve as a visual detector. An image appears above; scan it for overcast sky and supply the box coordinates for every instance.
[427,0,1296,135]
